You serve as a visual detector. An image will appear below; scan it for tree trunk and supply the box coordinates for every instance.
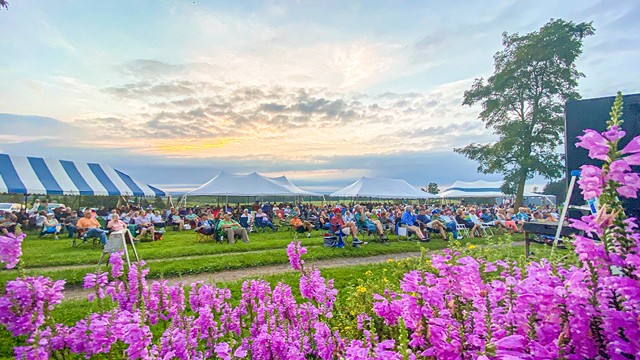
[513,168,528,209]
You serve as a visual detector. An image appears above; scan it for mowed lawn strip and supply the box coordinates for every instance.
[1,237,494,287]
[18,230,322,268]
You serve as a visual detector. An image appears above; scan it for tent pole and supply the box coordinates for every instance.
[78,195,82,211]
[23,194,28,211]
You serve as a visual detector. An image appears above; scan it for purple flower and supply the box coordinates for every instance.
[621,135,640,154]
[286,241,306,271]
[0,233,26,269]
[603,125,626,142]
[577,165,604,200]
[576,129,610,161]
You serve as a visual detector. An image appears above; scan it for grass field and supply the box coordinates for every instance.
[2,228,514,288]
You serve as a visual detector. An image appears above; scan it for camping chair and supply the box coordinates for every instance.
[470,214,494,236]
[253,216,268,233]
[73,228,103,247]
[239,216,252,233]
[325,225,345,248]
[194,220,217,242]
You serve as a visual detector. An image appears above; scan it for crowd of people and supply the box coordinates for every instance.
[0,198,560,247]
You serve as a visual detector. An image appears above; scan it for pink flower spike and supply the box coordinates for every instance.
[621,135,640,154]
[603,125,626,142]
[576,130,609,161]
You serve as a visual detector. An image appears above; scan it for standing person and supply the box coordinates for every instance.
[330,208,362,247]
[290,213,313,238]
[76,211,108,245]
[217,213,249,244]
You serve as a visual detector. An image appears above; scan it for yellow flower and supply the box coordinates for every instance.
[365,270,373,277]
[468,244,476,250]
[356,285,367,293]
[383,268,388,273]
[387,258,394,263]
[383,277,389,283]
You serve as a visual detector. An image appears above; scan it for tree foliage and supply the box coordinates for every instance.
[425,182,440,194]
[543,177,567,202]
[0,1,8,10]
[455,19,594,208]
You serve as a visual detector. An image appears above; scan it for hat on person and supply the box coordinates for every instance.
[431,209,440,215]
[46,213,54,217]
[333,208,342,214]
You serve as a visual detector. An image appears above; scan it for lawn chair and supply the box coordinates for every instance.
[456,223,470,238]
[253,216,268,233]
[239,216,252,233]
[72,228,102,247]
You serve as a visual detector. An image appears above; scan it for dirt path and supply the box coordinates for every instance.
[62,251,422,301]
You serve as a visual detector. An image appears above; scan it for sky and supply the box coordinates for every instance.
[0,0,638,193]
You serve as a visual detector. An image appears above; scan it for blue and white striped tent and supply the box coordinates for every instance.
[0,154,165,197]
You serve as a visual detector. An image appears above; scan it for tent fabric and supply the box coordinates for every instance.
[0,154,165,197]
[187,172,319,196]
[267,176,321,196]
[330,177,435,199]
[439,180,541,198]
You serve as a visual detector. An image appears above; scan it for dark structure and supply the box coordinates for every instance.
[565,93,640,217]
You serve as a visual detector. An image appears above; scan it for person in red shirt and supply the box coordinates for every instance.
[330,208,362,246]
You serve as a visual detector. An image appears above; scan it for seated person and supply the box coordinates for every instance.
[378,211,393,231]
[239,209,253,231]
[496,209,518,233]
[318,211,331,230]
[217,213,249,243]
[290,214,313,238]
[150,210,165,228]
[354,205,387,241]
[64,211,80,238]
[40,213,62,239]
[254,209,277,231]
[194,214,216,235]
[436,210,463,240]
[455,209,482,238]
[184,209,199,228]
[134,210,155,241]
[76,211,107,244]
[329,208,362,246]
[0,212,18,236]
[35,210,47,231]
[416,209,447,239]
[168,208,185,231]
[107,213,129,232]
[400,205,428,241]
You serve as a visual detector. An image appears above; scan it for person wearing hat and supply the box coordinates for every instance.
[290,213,313,238]
[218,212,249,244]
[40,213,61,239]
[330,208,362,247]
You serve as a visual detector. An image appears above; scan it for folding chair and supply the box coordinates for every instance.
[456,223,470,238]
[239,217,252,233]
[253,216,268,233]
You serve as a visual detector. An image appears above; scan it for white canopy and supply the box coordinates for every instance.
[187,172,320,196]
[439,180,543,198]
[267,176,321,196]
[330,177,435,199]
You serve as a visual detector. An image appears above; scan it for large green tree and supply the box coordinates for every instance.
[0,1,8,10]
[455,19,594,208]
[425,182,440,195]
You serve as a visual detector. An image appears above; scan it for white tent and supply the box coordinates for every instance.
[267,176,321,196]
[330,177,435,199]
[187,172,319,196]
[439,180,545,199]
